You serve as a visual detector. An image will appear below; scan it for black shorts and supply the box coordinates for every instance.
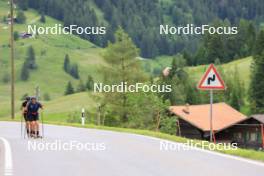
[28,114,39,122]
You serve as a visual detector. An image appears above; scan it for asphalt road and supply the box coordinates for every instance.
[0,121,264,176]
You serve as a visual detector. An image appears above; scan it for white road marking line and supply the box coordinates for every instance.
[127,133,264,167]
[47,124,264,167]
[0,137,13,176]
[43,124,264,167]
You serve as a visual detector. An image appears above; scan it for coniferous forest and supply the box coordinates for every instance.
[17,0,264,63]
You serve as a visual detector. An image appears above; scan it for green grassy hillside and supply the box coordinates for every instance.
[36,92,98,122]
[0,0,254,121]
[0,0,104,118]
[187,57,252,88]
[143,56,252,88]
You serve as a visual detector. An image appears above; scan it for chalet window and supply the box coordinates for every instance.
[243,132,250,142]
[237,132,242,139]
[233,132,242,140]
[250,132,257,142]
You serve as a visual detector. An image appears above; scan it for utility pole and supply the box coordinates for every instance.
[10,0,15,119]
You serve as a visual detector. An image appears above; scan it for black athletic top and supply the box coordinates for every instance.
[21,100,28,114]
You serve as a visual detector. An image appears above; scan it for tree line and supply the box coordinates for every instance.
[93,27,264,132]
[17,0,264,62]
[64,76,94,95]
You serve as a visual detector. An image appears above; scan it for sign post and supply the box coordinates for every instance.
[198,64,225,142]
[210,89,213,142]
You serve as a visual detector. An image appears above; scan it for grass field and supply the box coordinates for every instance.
[142,56,252,89]
[0,0,254,120]
[0,0,104,118]
[187,57,252,88]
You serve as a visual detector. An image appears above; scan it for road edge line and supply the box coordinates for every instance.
[128,133,264,167]
[0,137,13,176]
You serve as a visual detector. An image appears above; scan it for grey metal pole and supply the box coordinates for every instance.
[210,89,213,142]
[20,115,23,138]
[36,86,40,101]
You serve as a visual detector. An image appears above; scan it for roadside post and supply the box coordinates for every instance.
[35,86,40,101]
[261,124,264,149]
[81,108,85,126]
[197,64,226,142]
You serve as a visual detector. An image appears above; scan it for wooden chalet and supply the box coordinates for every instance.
[170,103,264,149]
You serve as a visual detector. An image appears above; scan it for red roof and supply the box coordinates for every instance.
[250,114,264,124]
[170,103,247,132]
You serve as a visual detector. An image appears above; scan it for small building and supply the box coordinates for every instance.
[170,103,264,149]
[19,32,33,39]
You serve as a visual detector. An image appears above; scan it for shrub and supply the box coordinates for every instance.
[43,93,51,101]
[159,117,177,135]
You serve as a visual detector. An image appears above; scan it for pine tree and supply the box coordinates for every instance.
[63,54,70,73]
[21,62,29,81]
[70,64,79,79]
[17,0,29,10]
[86,75,94,91]
[65,81,74,95]
[246,23,256,54]
[101,27,146,122]
[13,31,19,41]
[40,13,46,23]
[231,67,244,110]
[230,90,240,110]
[249,30,264,113]
[160,56,188,105]
[26,46,37,69]
[206,34,226,63]
[76,80,86,92]
[16,11,26,24]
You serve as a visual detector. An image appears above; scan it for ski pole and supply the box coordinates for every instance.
[20,114,23,138]
[41,111,44,138]
[24,124,27,139]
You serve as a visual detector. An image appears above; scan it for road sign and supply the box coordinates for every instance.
[197,64,226,142]
[198,64,225,90]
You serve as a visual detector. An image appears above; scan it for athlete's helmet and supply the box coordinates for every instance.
[31,96,37,100]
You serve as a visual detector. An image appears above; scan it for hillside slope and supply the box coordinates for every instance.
[0,1,254,120]
[143,56,252,88]
[0,1,104,118]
